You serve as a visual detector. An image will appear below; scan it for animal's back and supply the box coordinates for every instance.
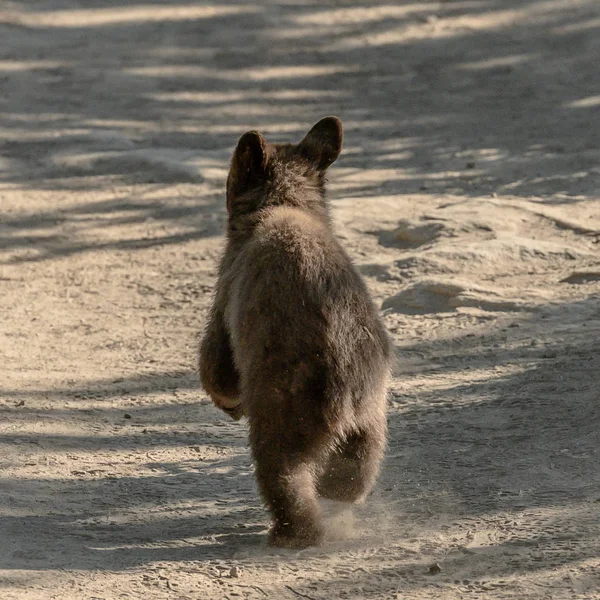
[226,206,391,419]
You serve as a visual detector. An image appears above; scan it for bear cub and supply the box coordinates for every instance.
[199,116,392,548]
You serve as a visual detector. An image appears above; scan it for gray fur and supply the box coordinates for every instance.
[199,117,392,548]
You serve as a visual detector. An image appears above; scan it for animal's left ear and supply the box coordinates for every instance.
[297,116,343,171]
[227,130,268,200]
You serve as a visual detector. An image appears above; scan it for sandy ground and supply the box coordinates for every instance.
[1,1,600,598]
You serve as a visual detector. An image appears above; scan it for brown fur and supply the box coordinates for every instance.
[199,117,392,548]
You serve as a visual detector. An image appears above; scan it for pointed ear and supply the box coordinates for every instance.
[227,131,268,198]
[297,116,343,170]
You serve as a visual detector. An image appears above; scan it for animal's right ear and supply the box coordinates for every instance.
[227,131,268,198]
[297,116,343,171]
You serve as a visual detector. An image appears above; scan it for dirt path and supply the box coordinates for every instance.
[1,1,599,598]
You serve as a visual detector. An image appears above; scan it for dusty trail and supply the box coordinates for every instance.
[1,1,599,598]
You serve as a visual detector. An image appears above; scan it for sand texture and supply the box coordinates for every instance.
[1,1,600,598]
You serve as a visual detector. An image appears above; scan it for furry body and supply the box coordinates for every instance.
[199,117,392,548]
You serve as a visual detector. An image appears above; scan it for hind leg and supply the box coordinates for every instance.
[317,422,386,504]
[248,406,329,548]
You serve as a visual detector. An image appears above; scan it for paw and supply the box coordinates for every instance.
[222,403,245,421]
[210,392,244,421]
[268,522,324,549]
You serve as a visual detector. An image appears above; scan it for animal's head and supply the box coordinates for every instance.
[225,116,343,224]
